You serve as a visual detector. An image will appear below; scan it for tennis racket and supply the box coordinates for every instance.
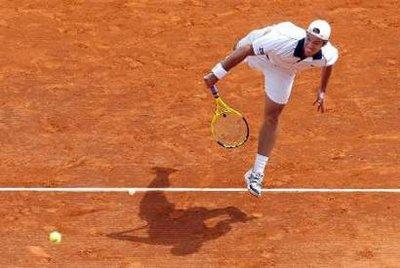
[209,85,249,148]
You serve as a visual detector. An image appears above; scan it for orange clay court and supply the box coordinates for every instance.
[0,0,399,266]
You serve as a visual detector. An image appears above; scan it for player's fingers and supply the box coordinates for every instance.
[319,103,325,113]
[318,102,324,112]
[203,73,217,88]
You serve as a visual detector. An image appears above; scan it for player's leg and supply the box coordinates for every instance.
[258,96,285,158]
[245,97,285,197]
[245,66,295,197]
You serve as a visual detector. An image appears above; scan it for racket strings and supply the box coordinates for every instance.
[213,113,248,147]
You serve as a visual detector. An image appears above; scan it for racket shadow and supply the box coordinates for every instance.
[107,167,255,255]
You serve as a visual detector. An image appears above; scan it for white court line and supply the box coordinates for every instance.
[0,187,400,193]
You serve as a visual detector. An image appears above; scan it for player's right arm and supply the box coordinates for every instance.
[203,44,255,88]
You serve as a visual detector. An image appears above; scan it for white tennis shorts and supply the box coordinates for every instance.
[237,30,296,105]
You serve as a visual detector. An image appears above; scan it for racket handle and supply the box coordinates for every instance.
[210,85,219,99]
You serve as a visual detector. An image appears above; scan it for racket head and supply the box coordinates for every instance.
[211,98,249,148]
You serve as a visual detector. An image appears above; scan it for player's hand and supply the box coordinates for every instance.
[203,72,218,88]
[313,90,326,113]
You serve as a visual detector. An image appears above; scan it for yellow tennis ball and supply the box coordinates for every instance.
[49,231,62,244]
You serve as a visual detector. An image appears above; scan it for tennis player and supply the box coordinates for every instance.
[204,20,339,197]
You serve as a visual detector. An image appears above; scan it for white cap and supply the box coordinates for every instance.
[307,19,331,41]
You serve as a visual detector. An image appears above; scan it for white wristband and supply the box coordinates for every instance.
[211,63,228,80]
[318,91,325,99]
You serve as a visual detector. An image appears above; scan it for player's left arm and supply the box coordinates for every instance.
[313,65,333,113]
[313,44,339,113]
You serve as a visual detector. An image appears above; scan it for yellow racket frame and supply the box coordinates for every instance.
[211,97,249,148]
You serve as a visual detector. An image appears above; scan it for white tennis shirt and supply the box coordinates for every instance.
[251,22,339,72]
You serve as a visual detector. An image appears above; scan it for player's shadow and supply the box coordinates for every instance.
[107,167,254,255]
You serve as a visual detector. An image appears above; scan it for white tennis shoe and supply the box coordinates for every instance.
[244,169,264,197]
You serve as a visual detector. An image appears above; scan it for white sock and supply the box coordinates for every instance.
[253,154,269,174]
